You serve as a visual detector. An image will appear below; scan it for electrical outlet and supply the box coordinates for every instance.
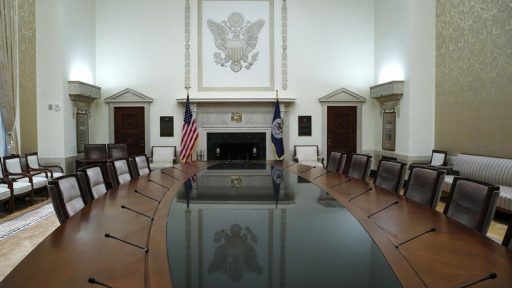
[48,104,53,110]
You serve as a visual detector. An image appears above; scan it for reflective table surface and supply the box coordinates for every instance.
[167,164,400,288]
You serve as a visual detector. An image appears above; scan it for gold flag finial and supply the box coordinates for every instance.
[275,89,279,100]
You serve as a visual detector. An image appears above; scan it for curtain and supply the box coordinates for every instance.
[0,111,6,156]
[0,0,18,155]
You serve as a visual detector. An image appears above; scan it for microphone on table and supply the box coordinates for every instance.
[121,205,153,221]
[148,178,170,189]
[170,166,187,173]
[313,171,330,179]
[458,272,497,288]
[133,189,160,204]
[87,277,113,287]
[367,200,400,218]
[161,170,180,180]
[329,178,352,188]
[104,233,149,253]
[395,228,436,248]
[348,188,373,201]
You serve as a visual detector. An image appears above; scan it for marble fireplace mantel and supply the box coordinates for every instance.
[183,100,292,160]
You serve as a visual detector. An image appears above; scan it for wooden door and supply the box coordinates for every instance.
[327,106,357,173]
[114,107,145,156]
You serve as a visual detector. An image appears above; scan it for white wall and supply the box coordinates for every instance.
[374,0,435,158]
[94,0,376,158]
[36,0,96,160]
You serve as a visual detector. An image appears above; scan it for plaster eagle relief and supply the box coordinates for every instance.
[207,12,265,73]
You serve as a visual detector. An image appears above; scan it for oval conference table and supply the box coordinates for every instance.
[1,161,511,288]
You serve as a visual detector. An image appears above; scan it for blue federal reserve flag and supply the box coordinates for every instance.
[271,98,285,160]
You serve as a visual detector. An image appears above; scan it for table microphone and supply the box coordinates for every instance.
[160,171,180,180]
[121,205,153,221]
[148,178,170,189]
[104,233,149,253]
[171,166,187,173]
[349,188,373,201]
[395,228,436,248]
[87,277,112,287]
[329,178,352,188]
[367,200,400,218]
[458,273,497,288]
[313,171,330,179]
[133,189,160,203]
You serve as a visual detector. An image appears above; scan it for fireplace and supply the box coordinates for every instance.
[207,132,266,161]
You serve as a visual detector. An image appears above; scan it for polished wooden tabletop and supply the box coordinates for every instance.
[1,161,511,288]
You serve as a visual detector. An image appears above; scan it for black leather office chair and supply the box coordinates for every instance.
[325,152,342,173]
[373,160,406,193]
[347,153,372,181]
[48,174,88,224]
[107,143,128,159]
[130,154,151,177]
[77,164,108,201]
[107,158,134,189]
[404,166,445,208]
[443,177,500,235]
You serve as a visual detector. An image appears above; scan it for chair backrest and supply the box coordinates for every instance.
[373,160,406,193]
[48,174,87,224]
[347,154,372,181]
[294,145,319,162]
[108,158,133,187]
[78,165,108,200]
[430,150,447,166]
[152,146,176,163]
[3,155,23,173]
[132,155,151,176]
[25,152,40,169]
[84,144,108,160]
[108,143,128,159]
[338,153,347,174]
[443,177,500,235]
[326,152,342,172]
[404,166,445,208]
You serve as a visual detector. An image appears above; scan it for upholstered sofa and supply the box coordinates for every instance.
[443,154,512,213]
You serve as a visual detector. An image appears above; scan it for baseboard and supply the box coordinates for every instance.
[38,155,78,174]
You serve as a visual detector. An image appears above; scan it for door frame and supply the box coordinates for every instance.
[319,88,366,159]
[104,89,153,156]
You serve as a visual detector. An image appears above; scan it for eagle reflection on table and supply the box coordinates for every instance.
[208,224,263,282]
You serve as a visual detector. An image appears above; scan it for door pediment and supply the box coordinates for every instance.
[318,88,366,103]
[104,88,153,103]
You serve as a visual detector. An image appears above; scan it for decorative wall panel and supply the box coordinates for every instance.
[436,0,512,157]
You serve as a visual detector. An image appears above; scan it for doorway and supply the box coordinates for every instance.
[114,107,145,156]
[327,106,357,173]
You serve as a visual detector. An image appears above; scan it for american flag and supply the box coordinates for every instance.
[180,93,198,163]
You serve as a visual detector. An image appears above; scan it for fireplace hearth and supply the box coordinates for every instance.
[207,132,266,161]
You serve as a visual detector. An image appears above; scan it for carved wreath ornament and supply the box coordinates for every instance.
[207,12,265,73]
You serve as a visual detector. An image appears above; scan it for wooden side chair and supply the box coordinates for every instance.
[294,145,324,168]
[3,154,48,198]
[0,158,32,213]
[150,146,176,170]
[25,152,64,179]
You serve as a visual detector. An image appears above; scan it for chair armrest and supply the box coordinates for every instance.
[41,165,64,173]
[317,157,325,166]
[433,165,459,175]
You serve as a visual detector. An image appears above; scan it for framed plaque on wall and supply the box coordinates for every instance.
[76,112,89,153]
[160,116,174,137]
[382,112,396,151]
[298,116,312,136]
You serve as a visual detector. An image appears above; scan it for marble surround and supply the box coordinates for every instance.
[191,102,290,160]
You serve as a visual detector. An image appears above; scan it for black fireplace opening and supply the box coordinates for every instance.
[207,132,266,161]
